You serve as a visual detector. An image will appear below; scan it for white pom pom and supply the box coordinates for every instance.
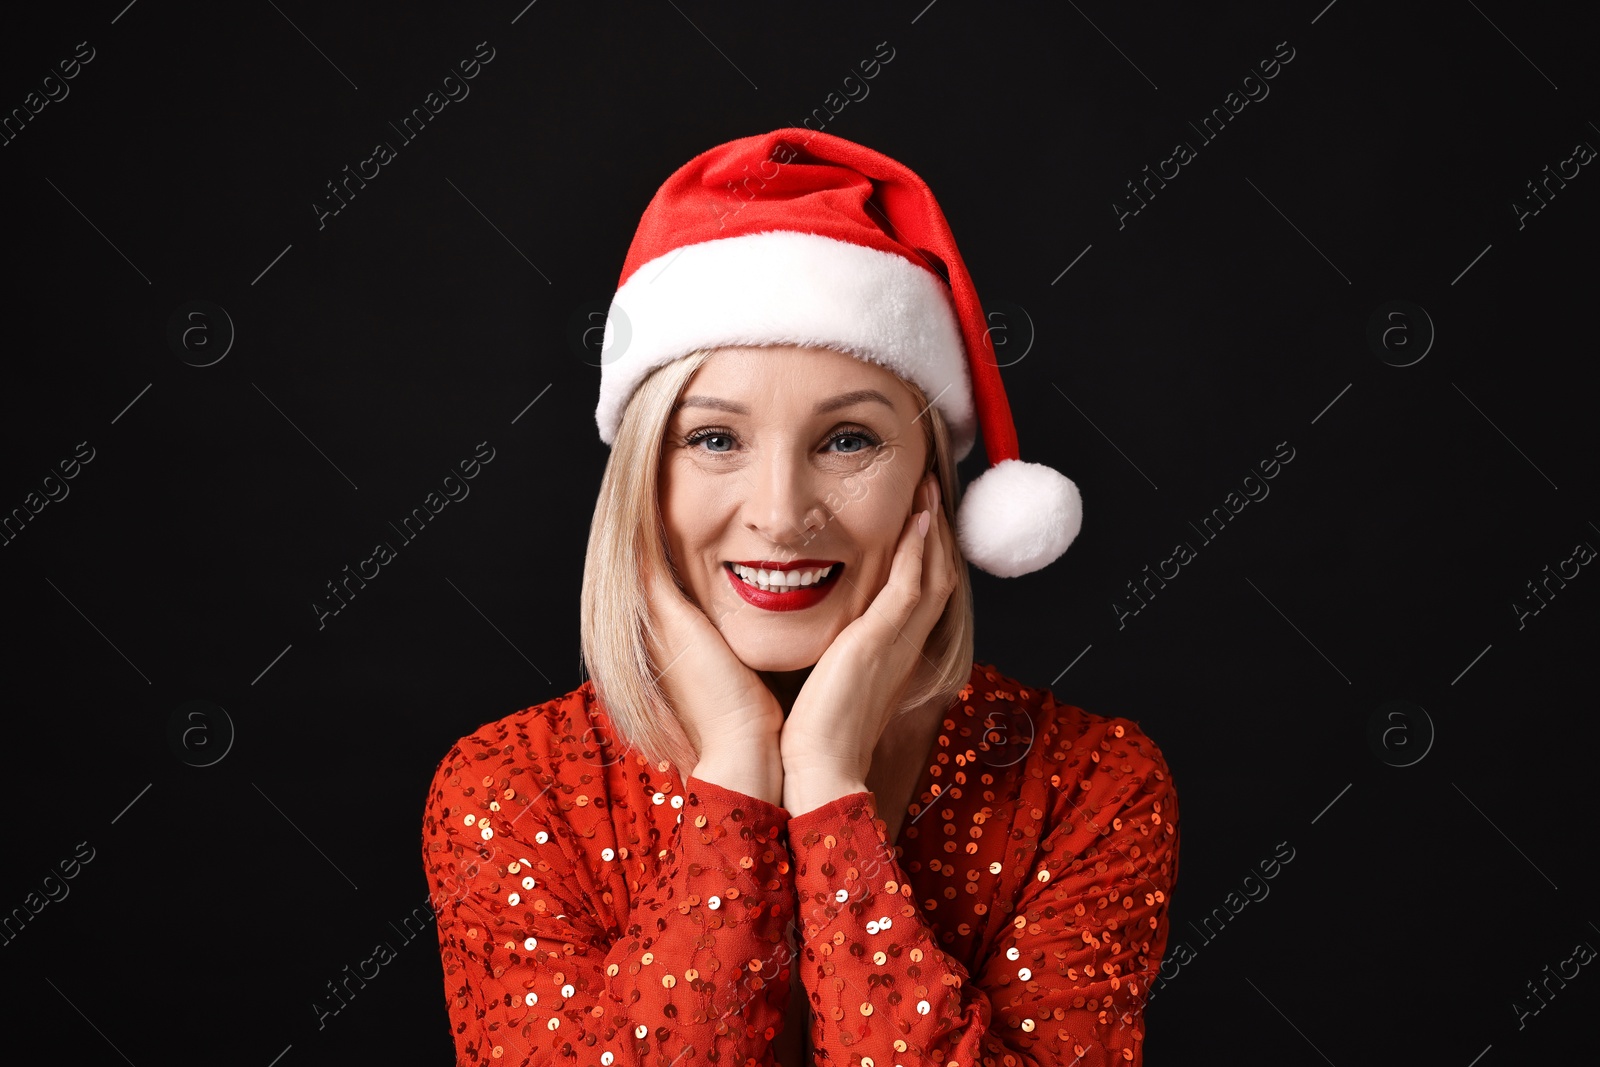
[954,459,1082,578]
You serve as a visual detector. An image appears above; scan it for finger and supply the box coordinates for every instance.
[903,473,960,629]
[873,505,930,635]
[906,495,953,638]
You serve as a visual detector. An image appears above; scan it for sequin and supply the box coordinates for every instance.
[422,660,1180,1067]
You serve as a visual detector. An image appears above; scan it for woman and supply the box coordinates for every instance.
[423,129,1180,1067]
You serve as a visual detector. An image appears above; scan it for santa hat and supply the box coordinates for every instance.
[595,128,1082,578]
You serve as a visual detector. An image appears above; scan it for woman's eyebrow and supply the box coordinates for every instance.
[813,389,895,414]
[675,389,895,416]
[675,395,749,415]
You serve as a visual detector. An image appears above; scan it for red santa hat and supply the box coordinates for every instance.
[596,128,1082,578]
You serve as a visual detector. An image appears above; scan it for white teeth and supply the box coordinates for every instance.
[730,563,834,592]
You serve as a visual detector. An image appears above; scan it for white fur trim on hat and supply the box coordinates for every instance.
[955,459,1083,578]
[596,230,977,459]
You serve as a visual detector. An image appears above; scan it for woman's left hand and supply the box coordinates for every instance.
[779,471,958,813]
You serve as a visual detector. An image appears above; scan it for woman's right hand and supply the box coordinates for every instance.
[644,556,786,804]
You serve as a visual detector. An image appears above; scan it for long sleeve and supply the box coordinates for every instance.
[785,719,1180,1067]
[423,735,800,1067]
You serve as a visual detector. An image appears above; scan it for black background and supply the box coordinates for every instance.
[2,2,1596,1064]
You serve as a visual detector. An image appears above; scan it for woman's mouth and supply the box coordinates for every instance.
[723,560,843,612]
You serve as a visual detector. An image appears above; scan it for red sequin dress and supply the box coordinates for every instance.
[422,660,1180,1067]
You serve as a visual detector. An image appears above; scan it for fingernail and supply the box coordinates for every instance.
[917,510,931,537]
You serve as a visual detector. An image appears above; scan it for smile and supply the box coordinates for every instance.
[723,560,843,612]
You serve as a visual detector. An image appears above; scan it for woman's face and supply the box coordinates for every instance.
[659,345,933,673]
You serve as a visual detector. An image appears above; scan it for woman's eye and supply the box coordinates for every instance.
[828,433,869,453]
[685,430,735,452]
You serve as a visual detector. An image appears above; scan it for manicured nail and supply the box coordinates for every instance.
[917,510,931,537]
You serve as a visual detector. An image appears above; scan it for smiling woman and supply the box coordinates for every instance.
[422,128,1180,1067]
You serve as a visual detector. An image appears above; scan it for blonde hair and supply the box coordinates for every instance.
[579,348,976,773]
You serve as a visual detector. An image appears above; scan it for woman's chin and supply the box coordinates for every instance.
[726,632,828,674]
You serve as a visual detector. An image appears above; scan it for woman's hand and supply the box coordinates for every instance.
[644,554,786,804]
[779,471,958,814]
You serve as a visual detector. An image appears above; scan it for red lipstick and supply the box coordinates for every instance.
[723,561,843,612]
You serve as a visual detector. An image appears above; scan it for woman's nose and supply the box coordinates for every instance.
[742,455,825,544]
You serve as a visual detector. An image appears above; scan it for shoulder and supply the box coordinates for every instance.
[968,660,1177,804]
[421,680,632,911]
[421,680,605,827]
